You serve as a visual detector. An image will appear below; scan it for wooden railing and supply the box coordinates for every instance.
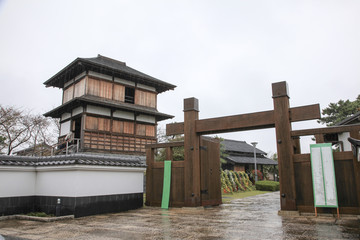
[50,138,81,156]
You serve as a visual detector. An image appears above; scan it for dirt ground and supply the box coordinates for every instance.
[0,192,359,239]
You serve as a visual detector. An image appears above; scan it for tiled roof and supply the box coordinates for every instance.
[222,139,266,155]
[43,95,174,121]
[0,153,146,168]
[43,55,176,93]
[335,111,360,126]
[226,155,278,165]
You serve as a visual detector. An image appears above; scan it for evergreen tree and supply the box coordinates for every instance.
[318,95,360,126]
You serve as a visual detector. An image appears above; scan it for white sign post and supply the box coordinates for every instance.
[310,143,339,218]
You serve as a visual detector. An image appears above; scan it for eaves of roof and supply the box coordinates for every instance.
[43,95,174,121]
[43,55,176,93]
[335,111,360,126]
[222,139,266,155]
[226,155,278,165]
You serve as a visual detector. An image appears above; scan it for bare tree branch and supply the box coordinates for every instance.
[0,105,58,155]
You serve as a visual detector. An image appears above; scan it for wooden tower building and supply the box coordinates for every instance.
[44,55,175,155]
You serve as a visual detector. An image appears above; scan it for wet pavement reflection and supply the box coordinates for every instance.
[0,192,359,239]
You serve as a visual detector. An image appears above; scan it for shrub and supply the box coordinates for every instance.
[221,170,231,193]
[250,169,264,181]
[255,180,280,191]
[221,170,254,193]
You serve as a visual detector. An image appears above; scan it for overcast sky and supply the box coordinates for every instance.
[0,0,359,155]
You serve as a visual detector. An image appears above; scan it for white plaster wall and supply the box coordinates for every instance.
[35,170,79,197]
[136,114,156,124]
[137,83,156,92]
[339,132,351,151]
[0,165,145,198]
[60,120,71,136]
[113,110,134,120]
[72,106,83,116]
[61,113,71,121]
[88,71,112,81]
[86,105,111,116]
[0,168,36,197]
[35,166,145,197]
[114,77,135,87]
[74,169,144,196]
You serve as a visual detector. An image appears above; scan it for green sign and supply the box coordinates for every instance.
[310,143,338,208]
[161,160,172,209]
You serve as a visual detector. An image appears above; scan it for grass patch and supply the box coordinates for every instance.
[222,190,271,204]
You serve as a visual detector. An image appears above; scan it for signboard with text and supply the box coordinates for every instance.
[310,143,338,208]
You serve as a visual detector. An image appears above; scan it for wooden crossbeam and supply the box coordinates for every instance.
[166,104,320,136]
[291,124,360,137]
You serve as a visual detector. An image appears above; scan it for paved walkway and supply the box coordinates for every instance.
[0,192,359,239]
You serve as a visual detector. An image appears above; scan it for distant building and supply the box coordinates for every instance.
[324,111,360,151]
[43,54,176,155]
[13,142,52,156]
[221,139,277,173]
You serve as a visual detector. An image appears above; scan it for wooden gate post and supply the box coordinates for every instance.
[350,129,360,210]
[183,98,201,207]
[272,81,297,211]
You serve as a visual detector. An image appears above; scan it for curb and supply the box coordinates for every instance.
[0,215,74,222]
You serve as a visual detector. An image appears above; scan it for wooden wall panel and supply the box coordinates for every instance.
[146,125,155,137]
[294,152,359,214]
[74,78,85,98]
[86,116,152,138]
[135,90,156,108]
[113,84,125,102]
[170,164,185,206]
[85,116,98,130]
[86,78,112,100]
[136,124,146,136]
[151,168,165,205]
[113,120,124,133]
[83,131,156,153]
[63,85,74,103]
[86,78,100,96]
[124,122,134,134]
[99,80,112,99]
[98,118,110,131]
[145,144,186,207]
[83,76,157,108]
[334,160,358,207]
[136,124,156,137]
[294,162,314,206]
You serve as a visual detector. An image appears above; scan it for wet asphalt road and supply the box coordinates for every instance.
[0,192,359,239]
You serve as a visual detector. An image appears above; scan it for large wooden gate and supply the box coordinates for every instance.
[146,81,360,214]
[145,137,221,207]
[200,137,221,206]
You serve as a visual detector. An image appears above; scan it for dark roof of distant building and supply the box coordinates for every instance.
[335,111,360,126]
[226,155,277,165]
[43,54,176,93]
[43,95,174,121]
[221,138,277,165]
[222,139,266,155]
[0,153,146,168]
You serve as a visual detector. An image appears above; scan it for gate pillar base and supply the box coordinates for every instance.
[278,210,300,216]
[281,197,297,211]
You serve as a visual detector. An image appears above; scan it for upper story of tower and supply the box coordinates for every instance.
[43,54,176,120]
